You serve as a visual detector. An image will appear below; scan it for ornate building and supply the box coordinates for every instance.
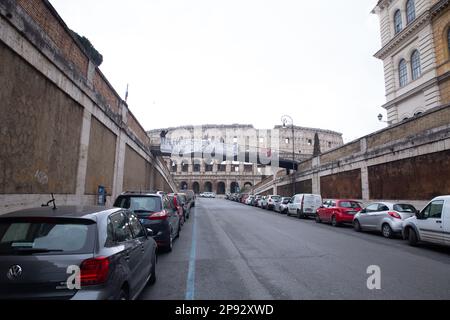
[148,124,343,194]
[373,0,450,124]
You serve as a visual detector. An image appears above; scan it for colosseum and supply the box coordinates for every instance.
[148,124,343,195]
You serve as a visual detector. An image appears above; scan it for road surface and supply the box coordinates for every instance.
[140,198,450,300]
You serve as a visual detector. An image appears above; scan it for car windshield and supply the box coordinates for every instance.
[339,201,361,209]
[272,196,281,201]
[0,218,95,255]
[114,196,162,213]
[393,204,417,213]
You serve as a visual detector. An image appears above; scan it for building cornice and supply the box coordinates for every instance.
[431,0,450,18]
[381,77,439,110]
[374,10,431,60]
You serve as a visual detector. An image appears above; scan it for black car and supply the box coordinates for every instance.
[114,192,181,252]
[0,206,157,300]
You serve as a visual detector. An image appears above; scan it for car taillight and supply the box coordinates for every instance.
[149,211,169,220]
[388,211,401,219]
[80,257,110,286]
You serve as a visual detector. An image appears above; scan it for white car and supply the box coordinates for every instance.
[402,196,450,247]
[287,194,323,219]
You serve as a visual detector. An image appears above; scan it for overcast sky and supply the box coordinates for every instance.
[50,0,385,143]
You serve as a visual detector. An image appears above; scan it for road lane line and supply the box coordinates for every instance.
[185,208,197,300]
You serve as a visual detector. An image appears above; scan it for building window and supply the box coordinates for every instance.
[394,10,402,34]
[285,138,290,144]
[411,50,421,80]
[406,0,415,24]
[399,59,408,87]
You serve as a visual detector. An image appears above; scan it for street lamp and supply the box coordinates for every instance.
[281,115,296,196]
[378,114,393,126]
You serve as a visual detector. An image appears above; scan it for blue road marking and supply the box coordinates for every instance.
[185,211,197,300]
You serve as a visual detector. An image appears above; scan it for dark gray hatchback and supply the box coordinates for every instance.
[0,206,157,300]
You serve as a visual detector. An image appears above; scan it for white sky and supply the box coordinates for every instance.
[50,0,386,143]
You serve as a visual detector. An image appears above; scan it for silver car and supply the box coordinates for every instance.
[274,197,291,214]
[0,206,157,300]
[353,202,417,238]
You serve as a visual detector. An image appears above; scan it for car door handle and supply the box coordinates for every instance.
[436,220,442,224]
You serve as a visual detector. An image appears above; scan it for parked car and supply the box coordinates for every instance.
[316,200,362,227]
[274,197,291,214]
[253,196,262,207]
[353,202,417,238]
[402,196,450,247]
[201,192,216,198]
[287,194,323,219]
[114,191,181,252]
[257,196,266,208]
[177,193,193,220]
[246,196,255,205]
[265,195,281,210]
[0,206,157,300]
[168,193,185,225]
[182,190,196,208]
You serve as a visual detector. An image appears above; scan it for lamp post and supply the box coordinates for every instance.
[281,115,296,196]
[378,114,393,126]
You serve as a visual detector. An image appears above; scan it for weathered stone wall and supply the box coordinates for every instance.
[320,170,362,200]
[369,149,450,200]
[252,105,450,207]
[0,0,178,214]
[0,40,83,195]
[84,117,117,195]
[123,145,152,192]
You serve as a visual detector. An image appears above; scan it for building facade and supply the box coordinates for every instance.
[373,0,444,124]
[148,124,343,194]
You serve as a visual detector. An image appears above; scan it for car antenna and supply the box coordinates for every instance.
[41,193,57,210]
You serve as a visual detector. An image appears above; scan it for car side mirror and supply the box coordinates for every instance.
[416,210,424,220]
[360,209,366,214]
[146,228,154,237]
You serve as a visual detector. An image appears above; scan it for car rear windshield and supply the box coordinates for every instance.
[271,196,281,201]
[339,201,361,209]
[393,204,416,213]
[114,196,162,213]
[0,218,95,255]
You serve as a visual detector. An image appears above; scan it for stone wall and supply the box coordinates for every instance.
[252,105,450,208]
[0,0,177,214]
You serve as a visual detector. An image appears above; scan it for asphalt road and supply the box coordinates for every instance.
[140,198,450,300]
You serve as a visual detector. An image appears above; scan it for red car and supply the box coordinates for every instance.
[316,199,362,227]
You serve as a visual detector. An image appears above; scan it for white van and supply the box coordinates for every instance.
[287,194,323,219]
[402,195,450,247]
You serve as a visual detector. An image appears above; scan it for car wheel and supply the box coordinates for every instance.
[163,234,173,253]
[148,254,157,286]
[118,288,129,300]
[176,224,181,239]
[315,214,322,223]
[331,216,339,227]
[408,228,419,246]
[382,224,393,239]
[297,210,302,219]
[354,220,362,232]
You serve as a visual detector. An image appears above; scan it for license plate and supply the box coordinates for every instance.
[305,208,312,212]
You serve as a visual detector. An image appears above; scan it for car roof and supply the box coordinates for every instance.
[0,206,122,221]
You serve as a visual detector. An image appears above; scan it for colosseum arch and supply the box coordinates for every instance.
[180,181,188,190]
[217,182,226,195]
[192,182,200,194]
[230,182,240,193]
[204,181,213,193]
